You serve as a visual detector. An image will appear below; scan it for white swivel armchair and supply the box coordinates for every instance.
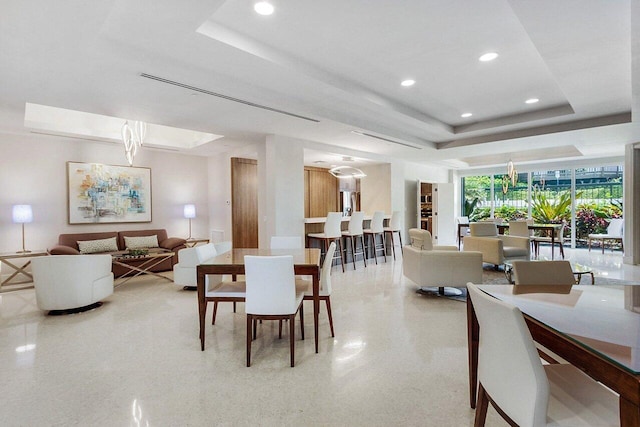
[403,228,482,296]
[463,222,530,268]
[32,254,114,314]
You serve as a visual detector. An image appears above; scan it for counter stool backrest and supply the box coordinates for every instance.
[347,211,364,235]
[369,211,385,233]
[324,212,343,239]
[388,211,401,231]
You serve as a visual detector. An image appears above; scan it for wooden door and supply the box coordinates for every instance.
[305,167,339,217]
[231,158,258,248]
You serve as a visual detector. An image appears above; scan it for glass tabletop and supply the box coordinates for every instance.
[477,284,640,374]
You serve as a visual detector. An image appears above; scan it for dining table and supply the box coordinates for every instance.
[197,248,322,352]
[467,284,640,426]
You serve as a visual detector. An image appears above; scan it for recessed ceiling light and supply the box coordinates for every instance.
[401,79,415,87]
[254,1,274,15]
[525,98,539,104]
[479,52,498,62]
[461,113,473,118]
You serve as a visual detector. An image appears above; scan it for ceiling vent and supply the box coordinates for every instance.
[140,73,320,123]
[351,130,422,149]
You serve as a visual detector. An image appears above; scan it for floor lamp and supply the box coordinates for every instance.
[183,204,196,240]
[12,205,33,253]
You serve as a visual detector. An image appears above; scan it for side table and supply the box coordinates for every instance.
[0,250,49,292]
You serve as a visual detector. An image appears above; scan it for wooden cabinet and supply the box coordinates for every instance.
[417,181,455,246]
[305,166,339,218]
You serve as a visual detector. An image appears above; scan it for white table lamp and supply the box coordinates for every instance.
[12,204,33,253]
[183,204,196,239]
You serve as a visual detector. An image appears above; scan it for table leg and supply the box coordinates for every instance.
[467,294,479,409]
[620,396,640,427]
[313,267,320,353]
[551,233,555,260]
[197,269,206,351]
[0,259,34,286]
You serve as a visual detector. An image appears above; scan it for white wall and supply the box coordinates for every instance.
[0,133,209,253]
[360,163,391,215]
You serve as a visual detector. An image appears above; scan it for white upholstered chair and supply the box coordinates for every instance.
[466,283,619,426]
[463,222,530,268]
[31,255,114,314]
[174,242,245,324]
[307,212,345,272]
[511,260,575,285]
[304,242,336,337]
[341,211,367,269]
[588,218,624,253]
[403,229,482,296]
[363,210,386,264]
[244,255,305,367]
[383,210,403,260]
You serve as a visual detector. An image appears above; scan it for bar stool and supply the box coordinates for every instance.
[341,211,367,270]
[383,210,403,260]
[307,212,345,272]
[363,211,386,264]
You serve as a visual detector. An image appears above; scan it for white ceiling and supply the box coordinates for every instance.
[1,0,639,169]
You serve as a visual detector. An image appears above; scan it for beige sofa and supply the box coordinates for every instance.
[48,229,186,276]
[403,228,483,295]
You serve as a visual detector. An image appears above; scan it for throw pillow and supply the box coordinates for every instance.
[78,237,119,254]
[124,235,159,250]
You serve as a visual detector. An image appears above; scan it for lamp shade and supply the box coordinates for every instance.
[183,204,196,219]
[12,205,33,224]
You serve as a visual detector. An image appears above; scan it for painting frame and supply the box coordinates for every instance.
[67,161,152,224]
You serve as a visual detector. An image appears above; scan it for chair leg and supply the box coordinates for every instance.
[559,242,565,259]
[350,236,357,269]
[279,320,283,339]
[253,318,258,340]
[360,235,367,267]
[300,303,304,340]
[474,383,490,427]
[212,301,218,325]
[289,314,296,367]
[246,315,252,367]
[602,239,605,254]
[588,238,592,252]
[335,238,345,272]
[381,233,387,262]
[369,234,378,265]
[398,231,403,254]
[325,297,335,337]
[233,301,237,313]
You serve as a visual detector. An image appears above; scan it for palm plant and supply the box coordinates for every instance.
[463,197,480,217]
[529,189,580,223]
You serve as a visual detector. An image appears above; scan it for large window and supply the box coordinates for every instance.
[461,166,623,248]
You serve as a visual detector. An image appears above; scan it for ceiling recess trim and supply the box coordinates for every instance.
[351,130,422,150]
[140,73,320,123]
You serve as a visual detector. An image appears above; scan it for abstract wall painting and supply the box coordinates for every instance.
[67,162,152,224]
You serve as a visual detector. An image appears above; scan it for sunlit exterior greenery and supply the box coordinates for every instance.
[461,166,623,247]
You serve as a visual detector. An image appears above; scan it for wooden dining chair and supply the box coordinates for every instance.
[466,283,619,426]
[244,255,305,367]
[531,222,566,259]
[304,242,336,337]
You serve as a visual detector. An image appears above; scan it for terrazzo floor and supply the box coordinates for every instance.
[0,246,636,426]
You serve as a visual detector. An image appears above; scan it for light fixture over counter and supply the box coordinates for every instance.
[328,166,366,179]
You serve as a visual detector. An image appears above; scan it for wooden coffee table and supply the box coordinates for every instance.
[112,251,174,286]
